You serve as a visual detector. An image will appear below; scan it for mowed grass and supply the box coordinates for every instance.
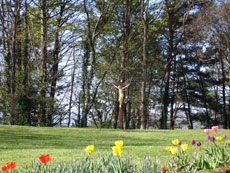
[0,125,229,170]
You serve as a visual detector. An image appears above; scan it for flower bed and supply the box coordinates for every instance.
[166,126,230,172]
[2,126,230,172]
[1,140,161,172]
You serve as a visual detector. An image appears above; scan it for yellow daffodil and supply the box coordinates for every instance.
[172,139,179,146]
[226,140,230,144]
[85,145,94,154]
[165,146,172,152]
[216,137,222,141]
[170,147,177,155]
[181,144,188,152]
[112,145,122,157]
[115,140,123,148]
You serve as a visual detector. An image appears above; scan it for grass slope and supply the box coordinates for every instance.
[0,125,228,170]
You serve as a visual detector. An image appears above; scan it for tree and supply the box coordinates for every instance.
[80,0,115,127]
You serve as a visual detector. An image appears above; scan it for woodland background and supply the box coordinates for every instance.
[0,0,229,129]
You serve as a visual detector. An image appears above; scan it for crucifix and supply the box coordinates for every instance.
[112,82,130,129]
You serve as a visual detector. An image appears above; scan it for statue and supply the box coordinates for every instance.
[112,82,130,129]
[112,82,130,108]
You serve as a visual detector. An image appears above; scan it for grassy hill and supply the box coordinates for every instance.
[0,125,228,171]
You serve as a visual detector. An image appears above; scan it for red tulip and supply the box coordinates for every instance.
[9,162,16,169]
[161,168,167,173]
[38,154,50,163]
[1,162,16,171]
[1,164,10,171]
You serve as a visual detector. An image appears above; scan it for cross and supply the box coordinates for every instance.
[112,82,130,129]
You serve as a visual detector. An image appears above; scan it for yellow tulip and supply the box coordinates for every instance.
[112,145,122,157]
[165,146,172,152]
[226,140,230,144]
[85,145,94,154]
[115,140,123,148]
[216,137,222,141]
[172,139,179,146]
[181,144,188,152]
[170,147,177,155]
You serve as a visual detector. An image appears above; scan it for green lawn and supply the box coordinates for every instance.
[0,125,228,171]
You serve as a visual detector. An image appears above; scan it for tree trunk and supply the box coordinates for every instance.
[127,100,132,129]
[113,100,119,129]
[23,0,29,87]
[75,97,81,127]
[179,56,193,128]
[68,55,76,127]
[169,59,176,129]
[140,0,148,129]
[220,56,227,128]
[23,0,31,125]
[0,0,12,122]
[80,40,89,127]
[38,0,48,126]
[118,0,130,129]
[161,1,175,129]
[11,0,19,95]
[10,0,21,124]
[49,4,65,126]
[197,59,210,128]
[162,69,170,129]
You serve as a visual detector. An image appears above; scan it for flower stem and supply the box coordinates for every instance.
[118,157,122,173]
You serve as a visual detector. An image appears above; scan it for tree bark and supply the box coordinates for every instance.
[68,54,76,127]
[179,56,193,129]
[23,0,29,87]
[161,0,175,129]
[118,0,131,129]
[170,59,176,129]
[23,0,31,125]
[140,0,149,129]
[80,40,89,127]
[220,56,227,128]
[197,59,210,128]
[38,0,48,126]
[49,3,66,126]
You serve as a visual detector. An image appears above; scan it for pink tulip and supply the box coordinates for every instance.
[223,134,227,139]
[204,129,211,135]
[212,126,219,132]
